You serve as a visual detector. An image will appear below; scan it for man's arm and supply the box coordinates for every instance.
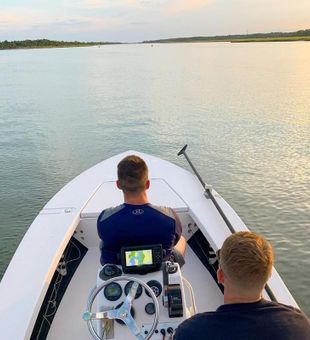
[171,209,186,257]
[97,210,106,240]
[171,209,182,244]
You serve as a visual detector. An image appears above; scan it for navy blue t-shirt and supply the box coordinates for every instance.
[174,299,310,340]
[97,203,182,265]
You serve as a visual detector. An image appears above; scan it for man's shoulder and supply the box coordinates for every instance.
[266,301,310,327]
[174,312,217,339]
[177,311,219,330]
[217,300,308,320]
[174,302,310,340]
[98,204,125,223]
[257,299,309,319]
[149,204,176,219]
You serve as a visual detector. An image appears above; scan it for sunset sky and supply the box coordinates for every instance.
[1,0,309,42]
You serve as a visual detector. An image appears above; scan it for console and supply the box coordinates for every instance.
[95,261,191,339]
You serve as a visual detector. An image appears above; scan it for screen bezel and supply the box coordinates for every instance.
[121,244,162,274]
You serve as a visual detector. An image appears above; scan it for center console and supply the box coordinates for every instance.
[95,245,190,339]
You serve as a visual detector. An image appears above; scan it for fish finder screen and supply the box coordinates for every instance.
[125,249,153,267]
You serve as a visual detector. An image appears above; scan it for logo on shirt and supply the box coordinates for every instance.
[132,209,144,215]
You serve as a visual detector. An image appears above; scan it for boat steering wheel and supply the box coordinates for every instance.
[83,276,160,340]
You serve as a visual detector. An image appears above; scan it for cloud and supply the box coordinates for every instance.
[65,0,144,10]
[166,0,210,15]
[1,0,309,41]
[60,16,122,34]
[67,0,209,14]
[0,8,123,37]
[0,9,50,32]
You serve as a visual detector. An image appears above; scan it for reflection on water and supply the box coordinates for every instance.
[0,42,309,315]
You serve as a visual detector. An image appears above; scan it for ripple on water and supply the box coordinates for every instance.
[0,43,309,316]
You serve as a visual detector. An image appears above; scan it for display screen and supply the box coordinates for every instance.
[125,249,153,267]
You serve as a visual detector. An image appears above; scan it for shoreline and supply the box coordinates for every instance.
[1,33,309,50]
[0,39,121,51]
[143,36,310,44]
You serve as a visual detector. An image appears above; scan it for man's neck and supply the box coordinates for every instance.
[123,191,149,205]
[224,295,262,304]
[223,286,262,304]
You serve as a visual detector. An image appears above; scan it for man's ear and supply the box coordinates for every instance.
[217,267,225,285]
[116,180,122,190]
[145,179,150,190]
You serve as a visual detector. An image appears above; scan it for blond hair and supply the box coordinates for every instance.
[117,155,148,193]
[219,231,274,290]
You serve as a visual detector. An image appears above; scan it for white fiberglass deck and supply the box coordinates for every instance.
[47,244,223,340]
[0,150,298,340]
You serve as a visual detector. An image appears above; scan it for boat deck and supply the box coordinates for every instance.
[0,150,298,340]
[47,245,223,339]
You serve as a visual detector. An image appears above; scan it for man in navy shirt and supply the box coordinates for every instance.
[97,155,186,265]
[174,232,310,340]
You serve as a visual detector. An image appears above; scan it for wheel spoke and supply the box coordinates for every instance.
[123,314,144,340]
[126,281,139,303]
[82,308,118,321]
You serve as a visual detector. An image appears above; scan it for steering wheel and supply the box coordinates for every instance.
[83,276,160,340]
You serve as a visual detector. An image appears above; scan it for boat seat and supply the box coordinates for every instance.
[80,179,188,219]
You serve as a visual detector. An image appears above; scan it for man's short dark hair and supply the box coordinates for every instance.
[117,155,148,193]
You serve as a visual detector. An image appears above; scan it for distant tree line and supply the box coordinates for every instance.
[1,30,309,49]
[0,39,120,50]
[142,29,310,43]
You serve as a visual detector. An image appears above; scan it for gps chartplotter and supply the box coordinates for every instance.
[121,244,163,274]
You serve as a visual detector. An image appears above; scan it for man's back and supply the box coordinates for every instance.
[174,299,310,340]
[97,203,182,265]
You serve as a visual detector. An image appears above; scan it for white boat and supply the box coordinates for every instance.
[0,149,298,340]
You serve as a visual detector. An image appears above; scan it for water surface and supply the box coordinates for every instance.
[0,42,309,315]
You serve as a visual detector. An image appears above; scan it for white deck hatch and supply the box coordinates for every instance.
[81,178,188,218]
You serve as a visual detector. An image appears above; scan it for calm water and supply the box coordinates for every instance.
[0,43,309,315]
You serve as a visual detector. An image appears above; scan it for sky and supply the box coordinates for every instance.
[0,0,309,42]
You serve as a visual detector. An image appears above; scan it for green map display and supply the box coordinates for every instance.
[125,250,153,267]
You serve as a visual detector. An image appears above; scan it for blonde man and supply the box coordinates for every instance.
[97,155,186,265]
[174,232,310,340]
